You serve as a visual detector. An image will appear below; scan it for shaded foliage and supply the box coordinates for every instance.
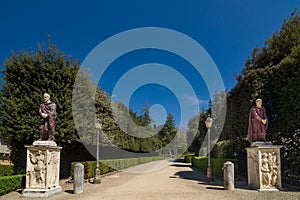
[187,9,300,183]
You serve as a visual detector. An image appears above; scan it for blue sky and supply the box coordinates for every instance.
[0,0,299,126]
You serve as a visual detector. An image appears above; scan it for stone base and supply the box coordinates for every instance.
[24,145,62,196]
[22,185,62,198]
[94,169,101,184]
[32,140,57,147]
[258,187,280,191]
[251,141,273,147]
[246,143,283,191]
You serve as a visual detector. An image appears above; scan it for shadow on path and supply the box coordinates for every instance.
[170,158,248,191]
[170,158,300,193]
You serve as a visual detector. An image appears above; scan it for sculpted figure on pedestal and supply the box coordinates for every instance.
[248,99,268,144]
[39,93,57,141]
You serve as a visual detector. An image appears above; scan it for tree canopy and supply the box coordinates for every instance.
[0,44,180,175]
[187,8,300,184]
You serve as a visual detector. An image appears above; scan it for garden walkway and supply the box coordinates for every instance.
[1,159,300,200]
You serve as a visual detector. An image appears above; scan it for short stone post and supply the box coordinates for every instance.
[73,163,84,194]
[223,161,234,190]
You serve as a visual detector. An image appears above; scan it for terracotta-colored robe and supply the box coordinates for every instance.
[39,101,57,140]
[247,106,268,143]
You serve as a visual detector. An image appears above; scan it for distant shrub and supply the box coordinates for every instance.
[71,156,165,179]
[211,140,235,158]
[192,156,238,178]
[0,165,14,176]
[184,154,194,163]
[0,174,25,196]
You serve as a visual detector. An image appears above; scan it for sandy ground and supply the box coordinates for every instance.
[1,159,300,200]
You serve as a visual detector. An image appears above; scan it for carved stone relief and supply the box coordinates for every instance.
[47,150,60,186]
[27,150,46,188]
[246,145,282,191]
[260,151,279,187]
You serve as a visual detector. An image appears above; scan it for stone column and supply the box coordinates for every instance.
[246,142,283,191]
[73,163,84,194]
[22,141,62,198]
[223,161,234,190]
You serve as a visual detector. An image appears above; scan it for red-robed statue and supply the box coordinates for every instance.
[248,98,268,144]
[39,93,57,141]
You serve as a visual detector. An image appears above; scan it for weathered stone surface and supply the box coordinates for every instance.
[22,145,62,197]
[246,144,283,191]
[32,140,57,147]
[94,169,101,184]
[22,186,62,198]
[73,163,84,194]
[223,161,234,190]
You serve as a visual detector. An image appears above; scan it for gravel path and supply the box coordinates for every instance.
[1,159,300,200]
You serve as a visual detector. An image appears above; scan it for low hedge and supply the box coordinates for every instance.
[71,156,165,179]
[192,156,238,178]
[0,165,14,176]
[184,154,194,163]
[0,174,25,196]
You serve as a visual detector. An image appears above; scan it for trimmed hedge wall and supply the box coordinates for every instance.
[0,174,25,196]
[0,165,14,176]
[184,155,238,178]
[183,154,195,163]
[71,156,165,179]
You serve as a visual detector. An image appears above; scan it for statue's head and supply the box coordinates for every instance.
[256,98,262,107]
[43,93,50,102]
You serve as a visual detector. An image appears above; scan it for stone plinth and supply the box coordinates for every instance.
[22,141,62,198]
[246,143,283,191]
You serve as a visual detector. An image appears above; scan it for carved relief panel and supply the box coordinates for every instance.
[259,151,280,188]
[246,146,282,191]
[25,146,61,189]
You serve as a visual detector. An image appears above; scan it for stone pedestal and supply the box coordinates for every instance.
[22,141,62,198]
[246,142,283,191]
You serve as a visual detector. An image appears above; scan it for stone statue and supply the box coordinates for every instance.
[247,98,268,144]
[39,93,57,141]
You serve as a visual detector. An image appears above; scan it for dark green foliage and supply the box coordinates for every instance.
[70,160,113,179]
[157,113,177,154]
[70,156,165,179]
[108,102,178,154]
[224,9,300,183]
[211,140,235,158]
[0,165,14,176]
[187,9,300,184]
[183,154,194,163]
[0,174,25,196]
[0,43,177,178]
[0,44,81,173]
[60,142,95,178]
[242,8,300,76]
[140,102,152,126]
[192,156,238,178]
[187,111,208,156]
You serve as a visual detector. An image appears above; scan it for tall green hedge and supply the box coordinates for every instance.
[71,156,165,179]
[186,156,238,178]
[0,174,25,196]
[0,165,14,176]
[183,154,195,163]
